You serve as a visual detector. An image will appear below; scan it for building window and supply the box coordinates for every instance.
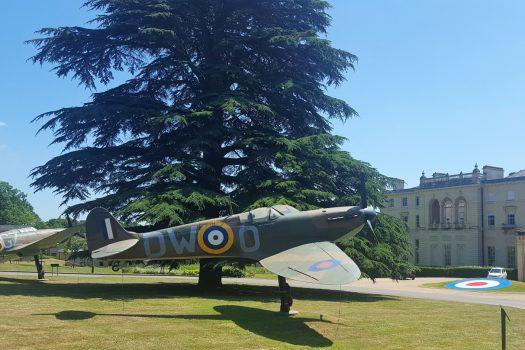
[508,214,516,226]
[416,215,420,228]
[389,198,394,207]
[488,246,496,266]
[443,199,453,224]
[430,199,440,225]
[488,215,495,227]
[507,247,516,268]
[402,214,409,224]
[444,244,451,266]
[416,196,420,206]
[507,191,516,201]
[488,192,495,202]
[456,199,467,225]
[415,239,420,265]
[402,197,408,207]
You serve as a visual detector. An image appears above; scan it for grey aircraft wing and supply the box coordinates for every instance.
[9,225,85,254]
[259,241,361,285]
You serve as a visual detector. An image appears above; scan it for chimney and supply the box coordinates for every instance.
[483,166,504,180]
[392,178,405,191]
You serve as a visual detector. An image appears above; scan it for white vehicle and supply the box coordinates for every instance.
[487,267,507,279]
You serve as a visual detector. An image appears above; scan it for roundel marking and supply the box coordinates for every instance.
[197,222,234,255]
[445,278,511,291]
[308,259,341,272]
[466,281,488,287]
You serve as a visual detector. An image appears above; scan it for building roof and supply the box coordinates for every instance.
[389,170,525,193]
[509,170,525,178]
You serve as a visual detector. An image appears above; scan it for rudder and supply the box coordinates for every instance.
[85,208,136,252]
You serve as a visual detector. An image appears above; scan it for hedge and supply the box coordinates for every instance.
[416,266,518,280]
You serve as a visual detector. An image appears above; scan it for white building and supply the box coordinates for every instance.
[384,165,525,267]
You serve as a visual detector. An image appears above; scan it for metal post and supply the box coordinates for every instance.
[501,306,510,350]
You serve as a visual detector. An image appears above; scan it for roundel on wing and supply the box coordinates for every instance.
[197,222,234,255]
[308,259,341,272]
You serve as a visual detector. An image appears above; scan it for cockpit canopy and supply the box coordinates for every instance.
[238,205,299,224]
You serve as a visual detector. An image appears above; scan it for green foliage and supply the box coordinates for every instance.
[221,265,246,278]
[28,0,357,224]
[417,266,518,280]
[28,0,413,280]
[341,215,413,281]
[0,181,41,226]
[120,262,249,278]
[43,218,68,228]
[63,236,88,254]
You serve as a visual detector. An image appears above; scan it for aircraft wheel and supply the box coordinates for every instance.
[111,263,120,272]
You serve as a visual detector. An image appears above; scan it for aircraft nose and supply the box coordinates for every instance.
[359,208,378,222]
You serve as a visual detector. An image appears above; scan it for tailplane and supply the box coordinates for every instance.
[85,208,137,256]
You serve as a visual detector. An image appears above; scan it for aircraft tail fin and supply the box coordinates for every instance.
[85,208,137,256]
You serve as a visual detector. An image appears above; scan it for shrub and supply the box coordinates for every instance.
[221,265,246,278]
[416,266,518,280]
[175,264,200,276]
[120,263,250,278]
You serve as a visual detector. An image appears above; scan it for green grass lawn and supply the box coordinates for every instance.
[0,275,524,349]
[0,258,120,274]
[423,280,525,293]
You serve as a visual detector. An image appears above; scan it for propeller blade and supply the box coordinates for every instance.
[367,219,374,233]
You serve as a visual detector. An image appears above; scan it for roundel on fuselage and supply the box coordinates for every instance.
[197,222,234,255]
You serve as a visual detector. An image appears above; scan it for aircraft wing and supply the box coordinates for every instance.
[13,225,85,252]
[259,241,361,285]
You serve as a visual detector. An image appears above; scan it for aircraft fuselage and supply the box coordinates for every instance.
[90,206,374,262]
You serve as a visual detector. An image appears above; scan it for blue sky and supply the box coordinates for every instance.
[0,0,524,220]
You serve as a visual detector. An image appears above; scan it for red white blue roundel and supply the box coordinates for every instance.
[445,278,511,291]
[308,259,341,272]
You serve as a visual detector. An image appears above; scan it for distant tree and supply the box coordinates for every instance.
[0,181,41,226]
[44,218,68,228]
[29,0,413,287]
[63,236,88,255]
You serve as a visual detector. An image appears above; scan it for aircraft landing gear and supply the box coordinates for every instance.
[278,276,296,315]
[34,255,45,280]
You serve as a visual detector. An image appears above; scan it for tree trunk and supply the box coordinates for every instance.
[198,259,223,289]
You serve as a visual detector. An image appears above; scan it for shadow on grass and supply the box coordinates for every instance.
[37,306,335,347]
[0,276,397,304]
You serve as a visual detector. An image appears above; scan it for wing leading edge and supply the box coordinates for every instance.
[16,225,85,252]
[260,241,361,285]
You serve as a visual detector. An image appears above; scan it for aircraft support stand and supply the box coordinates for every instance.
[278,276,296,315]
[34,255,45,280]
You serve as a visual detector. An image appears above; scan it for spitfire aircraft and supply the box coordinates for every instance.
[0,225,84,279]
[86,205,377,312]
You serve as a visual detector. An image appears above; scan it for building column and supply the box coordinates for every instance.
[517,230,525,282]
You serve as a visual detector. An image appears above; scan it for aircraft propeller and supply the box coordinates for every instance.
[359,207,379,232]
